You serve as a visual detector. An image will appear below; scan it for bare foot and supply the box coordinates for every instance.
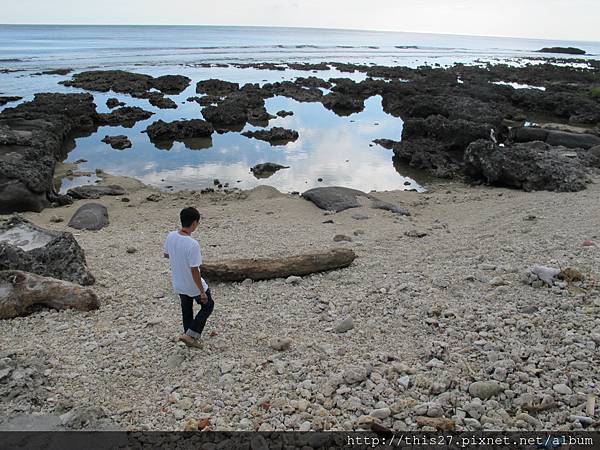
[178,334,202,349]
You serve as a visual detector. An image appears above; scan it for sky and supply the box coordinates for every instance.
[2,0,599,42]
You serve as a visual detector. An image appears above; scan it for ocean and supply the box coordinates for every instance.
[1,25,599,193]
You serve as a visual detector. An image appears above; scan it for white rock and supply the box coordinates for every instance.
[553,383,573,395]
[370,407,391,419]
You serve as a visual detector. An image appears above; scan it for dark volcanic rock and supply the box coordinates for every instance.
[67,185,126,199]
[145,119,214,141]
[61,70,190,95]
[276,110,294,117]
[464,139,588,192]
[202,102,248,130]
[101,135,132,150]
[372,139,399,149]
[152,74,191,94]
[0,96,22,106]
[321,92,365,115]
[250,162,290,178]
[263,81,323,102]
[196,79,240,96]
[242,127,299,145]
[0,93,99,214]
[393,139,463,178]
[97,106,153,127]
[68,203,109,231]
[136,91,178,109]
[106,98,125,109]
[0,216,95,285]
[61,70,155,93]
[509,127,600,149]
[187,95,221,106]
[538,47,586,55]
[145,119,214,150]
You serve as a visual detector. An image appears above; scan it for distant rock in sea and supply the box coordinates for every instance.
[537,47,586,55]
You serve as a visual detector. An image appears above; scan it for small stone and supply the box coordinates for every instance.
[425,358,445,368]
[553,383,573,395]
[285,275,302,284]
[398,375,410,389]
[351,213,369,220]
[370,407,391,419]
[146,193,161,202]
[405,230,427,238]
[582,240,596,247]
[333,234,352,242]
[353,229,365,236]
[121,197,130,203]
[478,264,496,271]
[126,247,137,254]
[343,366,369,384]
[269,337,291,351]
[334,317,354,333]
[468,381,504,399]
[299,421,311,431]
[50,216,64,223]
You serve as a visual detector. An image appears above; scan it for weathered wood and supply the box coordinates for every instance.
[201,248,356,282]
[0,270,99,319]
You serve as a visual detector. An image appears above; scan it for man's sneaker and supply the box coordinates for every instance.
[178,334,202,349]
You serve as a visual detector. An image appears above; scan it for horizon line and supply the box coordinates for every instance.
[1,22,598,44]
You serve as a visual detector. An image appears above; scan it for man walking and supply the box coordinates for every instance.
[163,207,214,348]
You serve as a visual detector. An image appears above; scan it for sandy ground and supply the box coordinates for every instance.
[1,171,599,431]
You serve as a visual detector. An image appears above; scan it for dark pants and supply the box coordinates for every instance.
[179,289,214,339]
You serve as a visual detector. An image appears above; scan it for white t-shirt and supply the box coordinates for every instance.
[163,231,209,296]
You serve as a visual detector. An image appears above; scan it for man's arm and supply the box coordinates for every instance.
[191,266,207,303]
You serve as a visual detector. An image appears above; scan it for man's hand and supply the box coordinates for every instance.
[199,291,208,304]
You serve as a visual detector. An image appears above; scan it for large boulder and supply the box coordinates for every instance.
[464,139,588,192]
[0,216,94,285]
[302,186,410,215]
[144,119,214,150]
[0,270,99,319]
[68,203,109,231]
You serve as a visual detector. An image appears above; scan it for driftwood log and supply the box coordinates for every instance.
[0,270,99,319]
[201,248,356,282]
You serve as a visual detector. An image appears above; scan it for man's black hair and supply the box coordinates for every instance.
[180,207,200,228]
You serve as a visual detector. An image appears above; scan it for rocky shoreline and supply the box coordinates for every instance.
[1,59,600,432]
[2,61,600,214]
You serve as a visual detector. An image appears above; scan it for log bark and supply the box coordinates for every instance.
[0,270,99,319]
[201,248,356,282]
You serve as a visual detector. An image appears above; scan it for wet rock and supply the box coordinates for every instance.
[145,119,214,149]
[276,110,294,117]
[101,135,132,150]
[106,98,125,109]
[464,139,588,192]
[0,96,22,106]
[242,127,299,145]
[62,70,190,95]
[196,79,240,96]
[372,138,398,149]
[0,270,99,319]
[68,203,109,231]
[137,91,178,109]
[67,185,125,200]
[321,92,365,115]
[97,106,154,128]
[0,216,94,285]
[250,162,289,178]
